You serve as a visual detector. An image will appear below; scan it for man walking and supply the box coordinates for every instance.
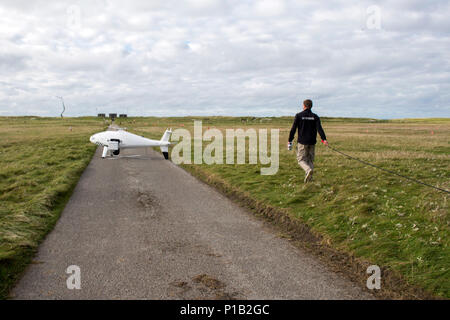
[288,99,328,183]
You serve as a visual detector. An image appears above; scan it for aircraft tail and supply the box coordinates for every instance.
[160,128,172,143]
[160,128,172,160]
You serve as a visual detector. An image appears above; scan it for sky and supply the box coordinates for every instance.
[0,0,449,119]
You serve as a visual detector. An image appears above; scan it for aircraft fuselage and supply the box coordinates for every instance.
[90,130,164,149]
[89,128,172,159]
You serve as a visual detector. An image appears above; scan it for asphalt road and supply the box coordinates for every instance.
[12,145,372,299]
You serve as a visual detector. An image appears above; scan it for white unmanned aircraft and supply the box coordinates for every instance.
[90,127,172,159]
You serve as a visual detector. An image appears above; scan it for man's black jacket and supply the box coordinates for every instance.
[288,109,326,145]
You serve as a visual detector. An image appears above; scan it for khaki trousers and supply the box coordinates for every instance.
[297,143,315,173]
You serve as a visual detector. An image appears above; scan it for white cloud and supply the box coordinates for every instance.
[255,0,285,17]
[0,0,449,118]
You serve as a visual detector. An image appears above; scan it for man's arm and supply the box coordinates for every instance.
[288,115,298,142]
[316,117,328,145]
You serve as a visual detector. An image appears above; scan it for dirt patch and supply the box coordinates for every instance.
[192,274,239,300]
[169,275,239,300]
[183,165,440,300]
[168,280,192,298]
[137,190,160,218]
[172,281,189,288]
[193,274,225,290]
[137,191,156,208]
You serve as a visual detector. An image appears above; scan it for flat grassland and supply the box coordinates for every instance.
[0,117,105,298]
[122,116,449,298]
[0,116,448,299]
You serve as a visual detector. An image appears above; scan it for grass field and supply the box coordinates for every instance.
[0,117,105,298]
[0,116,448,299]
[119,116,449,298]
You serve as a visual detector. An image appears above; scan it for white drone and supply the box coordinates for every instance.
[90,127,173,159]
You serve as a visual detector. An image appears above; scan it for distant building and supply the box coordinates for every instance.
[109,113,117,120]
[119,114,127,118]
[97,113,106,118]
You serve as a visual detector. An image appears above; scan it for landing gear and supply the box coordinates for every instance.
[101,139,121,159]
[102,146,108,158]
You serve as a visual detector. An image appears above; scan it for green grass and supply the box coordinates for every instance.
[120,116,450,298]
[0,116,105,299]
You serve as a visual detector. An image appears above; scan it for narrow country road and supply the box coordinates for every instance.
[12,145,372,299]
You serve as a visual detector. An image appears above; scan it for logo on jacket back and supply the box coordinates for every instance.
[302,117,315,120]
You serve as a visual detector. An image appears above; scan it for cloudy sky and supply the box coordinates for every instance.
[0,0,449,118]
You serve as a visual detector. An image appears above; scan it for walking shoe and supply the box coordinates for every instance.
[304,169,313,183]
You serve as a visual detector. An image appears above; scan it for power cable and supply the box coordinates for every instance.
[326,145,450,194]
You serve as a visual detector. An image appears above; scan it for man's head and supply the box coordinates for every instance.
[303,99,313,110]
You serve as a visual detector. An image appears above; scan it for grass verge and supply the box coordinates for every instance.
[0,117,104,299]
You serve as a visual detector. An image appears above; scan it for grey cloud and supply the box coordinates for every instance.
[0,52,29,72]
